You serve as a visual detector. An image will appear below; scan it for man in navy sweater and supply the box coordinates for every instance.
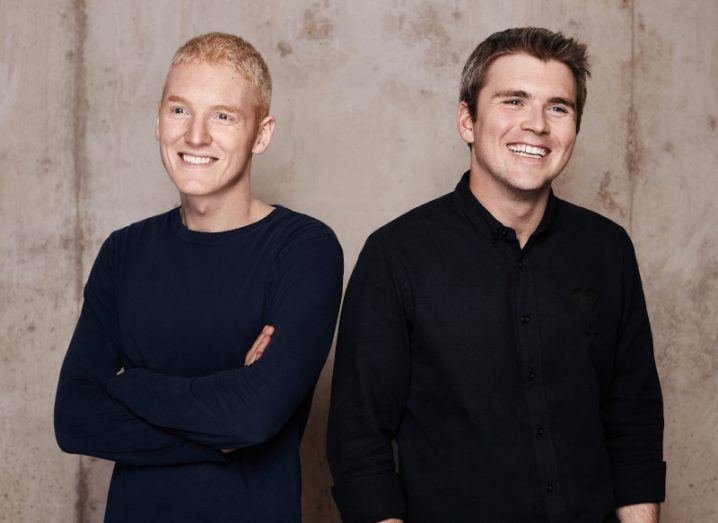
[54,32,343,522]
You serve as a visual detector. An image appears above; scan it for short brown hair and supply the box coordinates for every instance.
[460,27,590,132]
[166,32,272,120]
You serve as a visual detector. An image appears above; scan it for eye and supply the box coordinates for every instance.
[169,106,187,116]
[215,112,235,123]
[549,105,568,114]
[504,98,523,106]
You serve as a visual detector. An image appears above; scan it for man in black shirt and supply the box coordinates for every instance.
[327,27,664,523]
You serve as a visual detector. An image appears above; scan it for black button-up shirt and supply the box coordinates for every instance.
[328,173,665,523]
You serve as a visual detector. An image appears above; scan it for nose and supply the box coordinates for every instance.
[521,103,549,135]
[185,116,211,146]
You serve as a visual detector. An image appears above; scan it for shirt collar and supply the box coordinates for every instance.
[452,171,557,242]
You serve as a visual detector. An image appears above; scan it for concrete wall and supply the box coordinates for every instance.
[1,0,715,521]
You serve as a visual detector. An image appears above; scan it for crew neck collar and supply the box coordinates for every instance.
[171,205,284,243]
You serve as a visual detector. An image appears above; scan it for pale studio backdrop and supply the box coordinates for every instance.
[1,0,717,521]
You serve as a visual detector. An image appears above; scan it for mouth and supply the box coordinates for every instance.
[507,143,549,159]
[178,152,218,166]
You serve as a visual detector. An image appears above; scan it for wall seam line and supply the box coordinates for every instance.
[626,0,638,234]
[71,0,88,522]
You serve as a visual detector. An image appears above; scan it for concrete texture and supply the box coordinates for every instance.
[0,1,84,521]
[1,0,716,521]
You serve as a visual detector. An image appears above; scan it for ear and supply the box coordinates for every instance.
[457,101,475,146]
[252,115,276,155]
[154,101,161,142]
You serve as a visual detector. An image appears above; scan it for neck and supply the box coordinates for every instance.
[468,168,550,249]
[179,181,273,233]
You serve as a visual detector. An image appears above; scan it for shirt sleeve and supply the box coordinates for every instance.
[326,236,410,523]
[603,231,666,506]
[105,233,343,449]
[54,234,226,466]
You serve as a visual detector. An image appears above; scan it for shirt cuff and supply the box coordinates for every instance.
[332,473,406,523]
[612,460,666,507]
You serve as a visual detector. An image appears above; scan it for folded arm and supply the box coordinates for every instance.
[54,237,225,466]
[106,234,343,449]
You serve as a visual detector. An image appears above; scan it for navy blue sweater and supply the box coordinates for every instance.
[54,206,343,522]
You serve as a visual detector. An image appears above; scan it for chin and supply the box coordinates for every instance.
[166,175,209,196]
[503,178,552,195]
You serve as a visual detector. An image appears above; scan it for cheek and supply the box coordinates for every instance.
[219,132,256,159]
[483,113,514,140]
[158,121,185,145]
[556,130,577,156]
[551,119,576,143]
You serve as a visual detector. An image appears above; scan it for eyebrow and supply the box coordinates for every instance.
[493,90,576,111]
[164,95,246,115]
[548,97,576,110]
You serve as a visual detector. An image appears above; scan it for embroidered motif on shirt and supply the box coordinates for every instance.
[572,288,599,336]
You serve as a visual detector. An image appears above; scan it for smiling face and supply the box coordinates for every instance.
[458,53,578,197]
[156,62,273,199]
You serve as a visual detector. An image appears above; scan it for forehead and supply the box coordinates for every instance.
[163,62,255,104]
[481,53,576,101]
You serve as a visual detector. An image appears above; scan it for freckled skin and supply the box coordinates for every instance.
[156,62,266,201]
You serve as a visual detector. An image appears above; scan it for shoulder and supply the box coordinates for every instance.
[555,197,632,248]
[272,206,339,243]
[94,209,175,264]
[367,192,455,248]
[270,206,342,262]
[106,208,176,248]
[554,199,638,274]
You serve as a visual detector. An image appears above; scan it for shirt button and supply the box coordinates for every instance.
[546,483,554,493]
[500,228,508,238]
[521,315,531,324]
[518,261,523,269]
[528,371,536,380]
[537,426,545,436]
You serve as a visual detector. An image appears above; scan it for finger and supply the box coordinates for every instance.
[251,336,270,364]
[244,343,258,365]
[257,330,273,351]
[248,329,265,353]
[249,336,269,365]
[245,325,271,365]
[250,326,275,364]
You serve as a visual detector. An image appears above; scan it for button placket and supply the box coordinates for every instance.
[513,249,565,519]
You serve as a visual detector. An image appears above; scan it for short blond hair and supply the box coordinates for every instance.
[166,32,272,120]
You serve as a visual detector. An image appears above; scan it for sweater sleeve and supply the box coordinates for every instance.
[106,233,343,449]
[603,231,666,506]
[54,234,226,466]
[326,236,410,523]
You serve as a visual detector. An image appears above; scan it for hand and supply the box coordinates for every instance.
[377,520,403,523]
[221,326,275,453]
[244,325,275,366]
[616,503,659,522]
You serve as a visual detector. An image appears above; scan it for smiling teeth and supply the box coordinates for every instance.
[182,154,213,165]
[508,144,547,158]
